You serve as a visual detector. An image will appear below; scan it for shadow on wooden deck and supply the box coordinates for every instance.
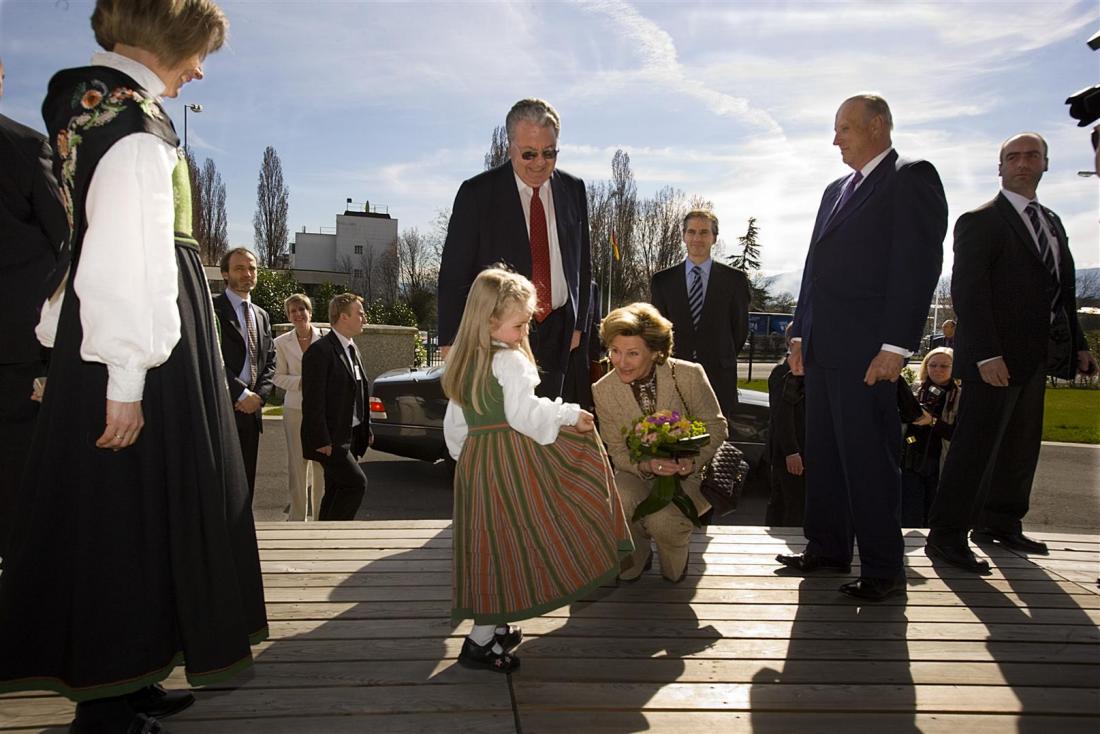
[2,522,1098,733]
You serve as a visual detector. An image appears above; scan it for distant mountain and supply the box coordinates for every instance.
[766,270,803,300]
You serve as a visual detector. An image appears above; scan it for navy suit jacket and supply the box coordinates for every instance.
[437,163,591,346]
[0,113,65,364]
[300,330,371,461]
[951,194,1086,384]
[650,260,750,411]
[792,150,947,369]
[212,293,276,430]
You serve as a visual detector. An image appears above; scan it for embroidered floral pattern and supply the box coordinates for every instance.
[54,80,164,233]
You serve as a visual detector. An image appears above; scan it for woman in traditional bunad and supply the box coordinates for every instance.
[0,2,267,732]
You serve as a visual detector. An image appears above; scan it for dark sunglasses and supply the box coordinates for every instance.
[519,148,559,161]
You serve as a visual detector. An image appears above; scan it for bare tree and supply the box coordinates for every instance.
[1075,268,1100,303]
[196,158,228,266]
[377,238,401,305]
[484,125,509,170]
[253,146,290,267]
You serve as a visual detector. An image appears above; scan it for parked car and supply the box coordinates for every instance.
[370,366,772,479]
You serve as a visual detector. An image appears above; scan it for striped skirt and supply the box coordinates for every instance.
[452,424,634,624]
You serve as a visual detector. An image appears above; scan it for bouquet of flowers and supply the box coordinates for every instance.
[623,409,710,527]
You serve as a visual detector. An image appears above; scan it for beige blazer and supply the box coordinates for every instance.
[273,326,325,410]
[592,358,729,509]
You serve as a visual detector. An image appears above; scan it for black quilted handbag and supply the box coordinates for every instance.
[700,441,749,518]
[669,362,749,518]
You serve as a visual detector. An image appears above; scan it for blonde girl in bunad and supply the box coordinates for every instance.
[442,266,633,673]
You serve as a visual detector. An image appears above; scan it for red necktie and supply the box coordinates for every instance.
[529,186,552,322]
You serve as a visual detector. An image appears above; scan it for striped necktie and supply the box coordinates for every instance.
[242,301,258,388]
[688,265,704,328]
[1025,203,1062,316]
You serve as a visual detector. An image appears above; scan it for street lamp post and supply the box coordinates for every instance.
[183,103,203,151]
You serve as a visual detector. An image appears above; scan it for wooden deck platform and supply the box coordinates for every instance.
[3,522,1099,733]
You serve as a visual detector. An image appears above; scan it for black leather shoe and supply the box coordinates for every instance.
[925,538,991,573]
[126,684,194,720]
[776,552,851,574]
[971,528,1049,555]
[70,712,165,734]
[839,575,906,601]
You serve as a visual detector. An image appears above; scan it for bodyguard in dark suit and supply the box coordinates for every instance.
[301,293,371,521]
[438,98,591,399]
[0,59,66,554]
[212,247,275,499]
[926,133,1096,572]
[650,209,750,421]
[778,95,947,601]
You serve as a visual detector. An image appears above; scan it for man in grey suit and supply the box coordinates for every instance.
[650,209,750,421]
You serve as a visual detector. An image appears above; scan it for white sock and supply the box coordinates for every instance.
[468,624,496,646]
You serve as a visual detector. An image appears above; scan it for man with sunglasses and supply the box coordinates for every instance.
[438,98,592,398]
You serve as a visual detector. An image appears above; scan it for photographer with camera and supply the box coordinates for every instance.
[899,348,959,527]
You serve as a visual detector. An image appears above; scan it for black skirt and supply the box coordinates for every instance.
[0,241,268,701]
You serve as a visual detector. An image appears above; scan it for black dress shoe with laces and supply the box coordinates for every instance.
[775,552,851,574]
[971,528,1049,555]
[126,684,194,720]
[925,538,991,573]
[839,574,906,601]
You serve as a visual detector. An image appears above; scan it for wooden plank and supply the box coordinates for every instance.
[260,600,1100,626]
[263,616,1100,644]
[518,711,1100,734]
[262,584,1100,610]
[245,637,1100,665]
[511,681,1100,715]
[0,684,512,730]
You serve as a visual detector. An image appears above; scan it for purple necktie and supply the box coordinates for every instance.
[826,171,863,226]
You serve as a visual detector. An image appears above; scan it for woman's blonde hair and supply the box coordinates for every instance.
[441,266,537,414]
[919,347,954,383]
[92,0,229,68]
[599,302,674,365]
[284,292,313,316]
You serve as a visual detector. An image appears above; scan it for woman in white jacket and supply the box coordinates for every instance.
[273,293,326,520]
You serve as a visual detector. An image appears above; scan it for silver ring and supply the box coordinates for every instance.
[115,434,124,439]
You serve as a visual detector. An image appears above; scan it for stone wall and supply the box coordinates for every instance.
[272,323,419,381]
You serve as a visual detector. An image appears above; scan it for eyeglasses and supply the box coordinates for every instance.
[519,148,559,161]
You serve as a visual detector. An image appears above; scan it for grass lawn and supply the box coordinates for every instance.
[739,379,1100,445]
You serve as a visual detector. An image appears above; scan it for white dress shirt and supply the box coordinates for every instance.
[333,330,364,427]
[36,52,180,403]
[684,257,713,301]
[514,172,567,311]
[443,346,581,459]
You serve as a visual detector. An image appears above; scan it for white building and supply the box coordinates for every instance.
[291,200,398,285]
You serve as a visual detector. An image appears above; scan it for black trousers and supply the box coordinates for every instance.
[318,443,367,521]
[802,362,904,579]
[529,304,572,400]
[234,410,260,502]
[928,371,1046,541]
[0,361,43,556]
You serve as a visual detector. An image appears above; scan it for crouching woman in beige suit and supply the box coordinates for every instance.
[592,303,728,583]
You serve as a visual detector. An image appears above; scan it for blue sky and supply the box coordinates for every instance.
[2,0,1098,288]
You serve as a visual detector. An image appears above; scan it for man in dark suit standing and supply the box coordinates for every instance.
[650,209,750,421]
[777,95,947,601]
[926,133,1096,572]
[301,293,370,521]
[438,98,591,398]
[0,58,66,554]
[212,247,275,499]
[930,319,956,349]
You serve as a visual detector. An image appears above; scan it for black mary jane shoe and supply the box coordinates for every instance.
[458,636,520,674]
[494,624,523,651]
[127,684,195,719]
